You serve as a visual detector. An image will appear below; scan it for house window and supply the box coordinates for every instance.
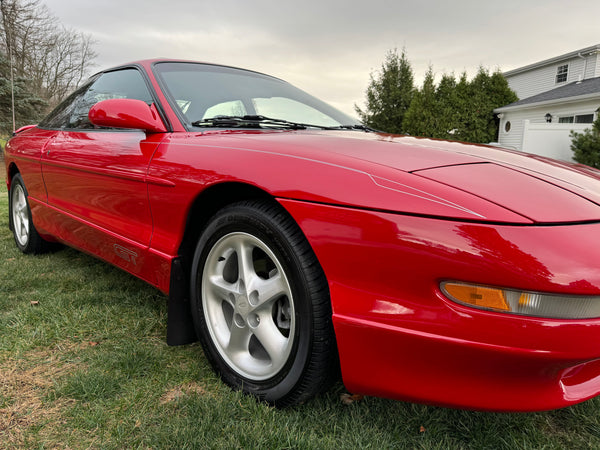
[556,64,568,83]
[558,114,595,124]
[575,114,594,124]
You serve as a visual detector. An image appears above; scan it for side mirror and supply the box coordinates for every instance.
[88,99,167,133]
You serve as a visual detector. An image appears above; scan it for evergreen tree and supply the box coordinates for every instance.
[355,48,414,133]
[452,72,477,142]
[433,73,459,140]
[403,67,438,137]
[457,67,518,143]
[0,51,46,134]
[356,49,518,144]
[422,68,517,144]
[571,114,600,168]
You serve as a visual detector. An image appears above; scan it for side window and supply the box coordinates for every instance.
[68,69,153,129]
[39,79,96,129]
[40,69,153,130]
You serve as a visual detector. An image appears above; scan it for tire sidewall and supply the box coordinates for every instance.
[190,203,314,403]
[10,174,31,253]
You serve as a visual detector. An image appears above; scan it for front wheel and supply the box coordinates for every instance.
[190,200,337,407]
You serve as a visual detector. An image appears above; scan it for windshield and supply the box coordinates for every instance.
[153,62,360,129]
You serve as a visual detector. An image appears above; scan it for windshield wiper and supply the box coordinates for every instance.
[333,124,376,132]
[191,115,310,130]
[190,114,362,131]
[191,115,375,132]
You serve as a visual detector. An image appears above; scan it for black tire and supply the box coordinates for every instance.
[9,173,51,254]
[190,200,337,407]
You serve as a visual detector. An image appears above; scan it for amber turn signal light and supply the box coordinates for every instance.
[441,281,600,319]
[442,283,509,311]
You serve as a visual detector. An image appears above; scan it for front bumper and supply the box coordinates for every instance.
[334,312,600,411]
[281,199,600,411]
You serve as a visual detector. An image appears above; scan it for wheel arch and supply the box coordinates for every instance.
[167,181,277,346]
[7,161,20,182]
[177,182,274,264]
[6,163,21,232]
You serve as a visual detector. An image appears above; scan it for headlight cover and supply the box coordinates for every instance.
[441,281,600,319]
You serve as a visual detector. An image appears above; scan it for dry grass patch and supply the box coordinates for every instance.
[159,381,209,405]
[0,343,85,447]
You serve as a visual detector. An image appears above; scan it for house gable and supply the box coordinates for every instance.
[504,45,600,100]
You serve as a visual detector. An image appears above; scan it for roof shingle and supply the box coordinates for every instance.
[499,76,600,109]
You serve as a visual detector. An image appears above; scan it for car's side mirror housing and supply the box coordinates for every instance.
[88,99,167,133]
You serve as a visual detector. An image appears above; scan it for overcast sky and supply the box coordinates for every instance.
[44,0,600,117]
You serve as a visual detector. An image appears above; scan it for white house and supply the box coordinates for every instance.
[494,44,600,161]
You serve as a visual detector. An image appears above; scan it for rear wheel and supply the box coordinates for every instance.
[190,200,337,406]
[9,173,51,254]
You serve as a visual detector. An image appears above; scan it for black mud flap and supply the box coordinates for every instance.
[167,257,198,345]
[7,182,13,232]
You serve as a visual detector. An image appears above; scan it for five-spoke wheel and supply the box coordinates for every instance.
[190,200,337,406]
[202,231,295,380]
[11,178,31,248]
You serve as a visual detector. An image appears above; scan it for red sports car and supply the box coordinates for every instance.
[5,59,600,411]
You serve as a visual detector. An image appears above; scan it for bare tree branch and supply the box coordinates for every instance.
[0,0,97,108]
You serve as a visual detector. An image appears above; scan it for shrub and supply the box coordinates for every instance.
[571,114,600,168]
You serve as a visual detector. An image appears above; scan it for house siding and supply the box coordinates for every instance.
[506,53,599,100]
[508,66,563,100]
[498,109,533,149]
[595,54,600,78]
[498,99,600,153]
[585,52,600,78]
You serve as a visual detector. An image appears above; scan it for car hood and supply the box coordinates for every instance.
[190,130,600,224]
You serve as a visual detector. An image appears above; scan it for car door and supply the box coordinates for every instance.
[40,67,166,277]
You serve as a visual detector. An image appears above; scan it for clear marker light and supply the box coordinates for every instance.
[441,281,600,319]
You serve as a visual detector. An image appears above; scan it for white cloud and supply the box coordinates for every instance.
[44,0,600,116]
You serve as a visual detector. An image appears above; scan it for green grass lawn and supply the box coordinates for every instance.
[1,171,600,449]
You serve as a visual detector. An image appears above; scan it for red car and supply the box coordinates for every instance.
[5,59,600,411]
